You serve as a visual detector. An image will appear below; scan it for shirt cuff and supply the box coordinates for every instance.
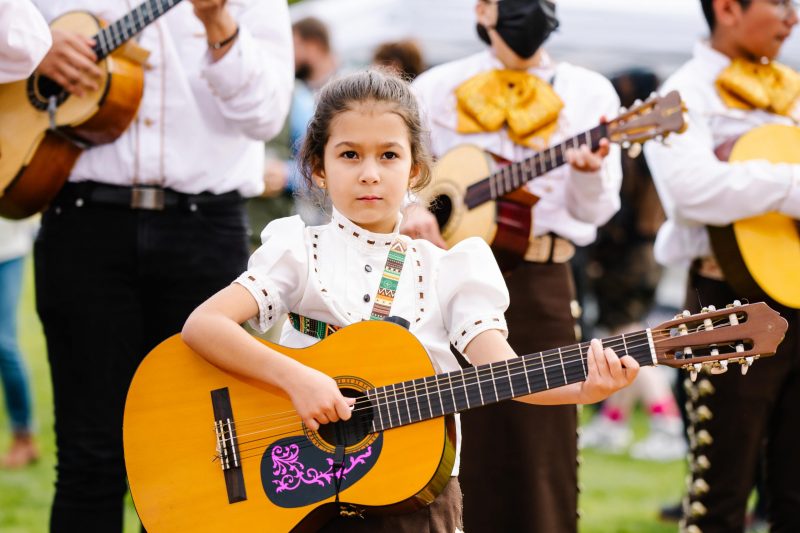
[234,272,282,333]
[201,26,258,101]
[450,315,508,354]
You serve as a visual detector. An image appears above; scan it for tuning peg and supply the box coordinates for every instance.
[627,143,642,158]
[691,454,711,473]
[619,106,628,114]
[710,359,728,375]
[689,369,698,382]
[707,304,717,312]
[740,356,755,375]
[696,429,713,446]
[686,525,702,533]
[649,91,658,99]
[621,140,631,149]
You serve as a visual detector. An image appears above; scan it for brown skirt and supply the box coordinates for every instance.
[460,261,579,533]
[316,477,463,532]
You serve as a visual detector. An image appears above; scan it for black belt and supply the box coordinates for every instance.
[59,181,243,211]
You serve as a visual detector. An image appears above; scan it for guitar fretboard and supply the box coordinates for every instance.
[365,329,655,433]
[92,0,183,60]
[463,124,608,209]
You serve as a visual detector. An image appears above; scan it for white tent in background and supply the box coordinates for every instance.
[289,0,800,77]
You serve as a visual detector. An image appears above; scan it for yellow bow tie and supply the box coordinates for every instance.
[455,70,564,148]
[716,58,800,117]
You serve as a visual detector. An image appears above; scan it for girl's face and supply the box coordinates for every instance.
[315,102,418,234]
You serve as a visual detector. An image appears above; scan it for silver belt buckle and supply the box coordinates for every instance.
[131,186,165,210]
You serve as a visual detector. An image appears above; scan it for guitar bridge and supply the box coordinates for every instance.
[211,388,247,504]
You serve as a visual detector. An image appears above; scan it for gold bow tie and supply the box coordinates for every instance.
[455,69,564,148]
[716,58,800,117]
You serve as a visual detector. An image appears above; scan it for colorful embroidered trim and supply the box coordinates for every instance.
[288,238,408,340]
[288,313,341,339]
[369,239,407,321]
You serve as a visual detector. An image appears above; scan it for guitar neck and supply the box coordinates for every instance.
[464,123,608,209]
[92,0,184,60]
[366,329,655,432]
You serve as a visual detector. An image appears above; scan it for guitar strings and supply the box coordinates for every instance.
[229,315,738,432]
[225,317,748,460]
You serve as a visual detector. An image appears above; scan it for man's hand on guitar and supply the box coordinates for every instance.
[577,339,639,404]
[565,138,609,173]
[36,29,102,97]
[400,203,448,249]
[285,365,356,431]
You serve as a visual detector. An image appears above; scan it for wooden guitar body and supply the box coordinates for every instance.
[0,11,145,219]
[124,302,787,531]
[708,124,800,308]
[124,322,456,532]
[424,144,538,270]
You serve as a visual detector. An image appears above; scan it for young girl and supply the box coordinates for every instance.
[181,68,639,532]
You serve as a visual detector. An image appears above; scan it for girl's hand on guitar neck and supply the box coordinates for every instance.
[36,29,102,97]
[565,138,610,173]
[576,339,639,404]
[284,365,356,431]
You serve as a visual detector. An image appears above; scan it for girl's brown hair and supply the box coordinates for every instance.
[297,68,433,200]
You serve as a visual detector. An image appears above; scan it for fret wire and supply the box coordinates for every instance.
[522,357,532,394]
[97,30,109,58]
[548,146,556,171]
[489,173,497,199]
[369,389,385,431]
[447,374,458,413]
[503,166,511,195]
[505,359,516,397]
[108,23,119,49]
[435,376,445,417]
[390,384,402,427]
[366,332,656,425]
[584,130,591,148]
[400,381,411,425]
[488,364,498,402]
[558,346,567,384]
[462,369,472,409]
[413,378,423,422]
[512,162,521,190]
[145,0,154,21]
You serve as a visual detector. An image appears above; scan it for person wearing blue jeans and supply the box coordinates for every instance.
[0,219,39,469]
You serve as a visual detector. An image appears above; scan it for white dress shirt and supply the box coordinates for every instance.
[236,208,511,474]
[644,41,800,267]
[33,0,294,196]
[412,50,622,246]
[0,0,52,83]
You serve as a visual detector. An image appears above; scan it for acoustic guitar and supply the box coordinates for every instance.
[123,302,786,532]
[421,90,686,269]
[0,0,184,220]
[708,124,800,309]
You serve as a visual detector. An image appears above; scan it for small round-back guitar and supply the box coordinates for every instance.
[123,302,786,532]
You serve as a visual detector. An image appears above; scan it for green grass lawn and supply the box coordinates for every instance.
[0,257,683,532]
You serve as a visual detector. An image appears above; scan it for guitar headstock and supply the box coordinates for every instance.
[606,90,687,157]
[651,301,787,381]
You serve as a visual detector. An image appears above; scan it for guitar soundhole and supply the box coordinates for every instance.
[316,389,374,448]
[26,74,69,111]
[429,195,453,231]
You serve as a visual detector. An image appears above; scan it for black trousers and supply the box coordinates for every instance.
[682,270,800,533]
[35,184,249,533]
[460,262,578,533]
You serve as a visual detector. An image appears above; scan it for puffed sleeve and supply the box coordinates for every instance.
[234,216,308,332]
[435,237,510,354]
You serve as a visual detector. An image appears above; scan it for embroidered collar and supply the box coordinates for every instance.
[328,207,403,250]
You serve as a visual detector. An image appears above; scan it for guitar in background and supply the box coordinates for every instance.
[0,0,184,220]
[709,124,800,309]
[123,302,786,532]
[421,90,686,271]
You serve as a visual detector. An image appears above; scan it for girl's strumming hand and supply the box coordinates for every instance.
[577,339,639,404]
[285,365,355,431]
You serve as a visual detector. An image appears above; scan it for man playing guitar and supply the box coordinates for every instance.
[404,1,622,531]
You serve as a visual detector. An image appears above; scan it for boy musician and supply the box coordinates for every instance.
[404,1,622,531]
[644,1,800,530]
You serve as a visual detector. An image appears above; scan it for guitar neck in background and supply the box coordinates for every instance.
[464,123,608,209]
[92,0,183,60]
[365,328,655,433]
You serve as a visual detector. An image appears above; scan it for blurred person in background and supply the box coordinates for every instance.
[251,16,338,237]
[29,0,293,529]
[372,39,426,81]
[579,68,686,463]
[645,0,800,530]
[406,1,622,531]
[0,0,52,470]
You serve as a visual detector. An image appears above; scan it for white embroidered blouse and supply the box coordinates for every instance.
[235,207,511,475]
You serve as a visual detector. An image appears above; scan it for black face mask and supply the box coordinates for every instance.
[295,63,312,81]
[477,0,559,60]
